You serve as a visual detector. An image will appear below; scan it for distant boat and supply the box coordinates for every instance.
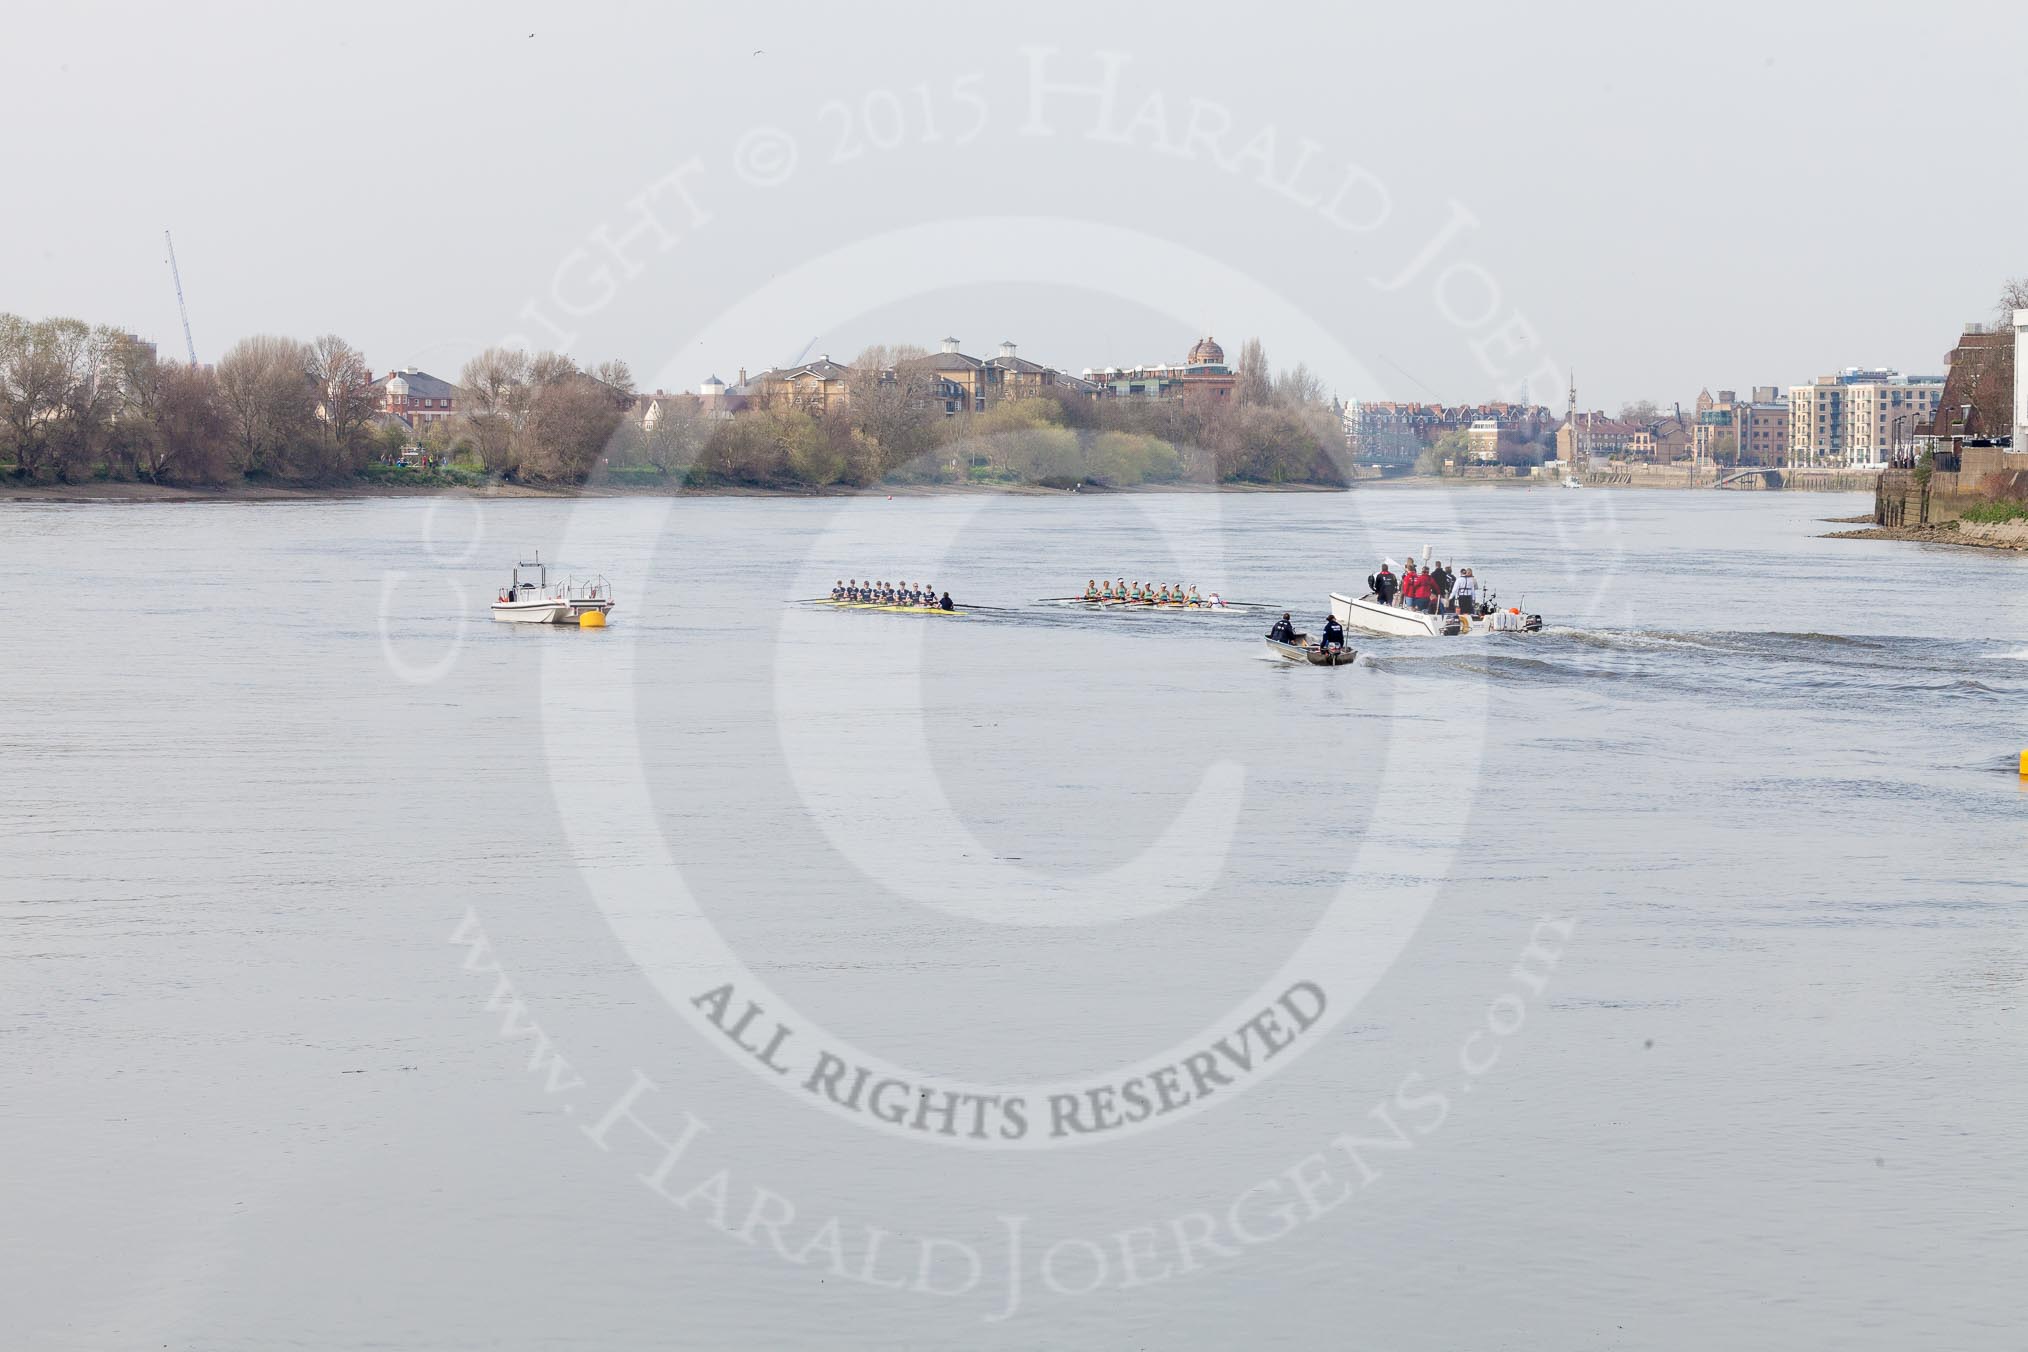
[491,552,614,624]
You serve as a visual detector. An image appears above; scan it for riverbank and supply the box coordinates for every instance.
[0,477,1351,505]
[1824,517,2028,552]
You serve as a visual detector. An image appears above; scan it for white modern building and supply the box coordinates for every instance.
[1788,369,1943,468]
[2016,309,2028,450]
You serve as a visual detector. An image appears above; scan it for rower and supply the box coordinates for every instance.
[938,590,954,611]
[1267,612,1297,644]
[1187,585,1202,607]
[1156,585,1171,605]
[1084,579,1100,601]
[1320,614,1346,650]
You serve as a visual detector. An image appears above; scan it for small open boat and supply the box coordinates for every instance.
[1265,633,1357,667]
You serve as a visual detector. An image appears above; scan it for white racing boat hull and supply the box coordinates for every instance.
[1329,592,1455,637]
[490,597,612,624]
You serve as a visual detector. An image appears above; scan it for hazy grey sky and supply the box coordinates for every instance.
[5,0,2021,410]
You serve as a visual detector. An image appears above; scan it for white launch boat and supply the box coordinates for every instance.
[1329,591,1542,638]
[491,553,614,624]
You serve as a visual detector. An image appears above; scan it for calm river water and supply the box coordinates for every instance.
[4,487,2025,1350]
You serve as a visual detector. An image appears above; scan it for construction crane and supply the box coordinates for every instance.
[163,229,197,365]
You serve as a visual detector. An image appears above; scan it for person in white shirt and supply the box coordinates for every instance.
[1452,567,1482,615]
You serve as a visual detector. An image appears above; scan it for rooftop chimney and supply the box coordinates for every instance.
[738,366,747,386]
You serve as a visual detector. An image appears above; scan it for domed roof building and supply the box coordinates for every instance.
[1186,336,1226,369]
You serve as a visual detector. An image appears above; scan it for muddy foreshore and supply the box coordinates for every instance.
[1824,517,2028,552]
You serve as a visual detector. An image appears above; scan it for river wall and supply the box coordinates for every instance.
[1874,445,2028,526]
[1582,464,1716,489]
[1578,464,1876,492]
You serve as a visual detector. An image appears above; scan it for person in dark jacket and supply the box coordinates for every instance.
[1370,563,1398,605]
[1267,612,1297,644]
[1320,614,1346,650]
[938,591,954,611]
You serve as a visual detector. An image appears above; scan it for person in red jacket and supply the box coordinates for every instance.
[1400,561,1425,611]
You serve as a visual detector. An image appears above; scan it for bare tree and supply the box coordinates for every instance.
[308,335,376,465]
[1618,399,1661,423]
[590,358,636,398]
[44,320,121,482]
[1235,338,1271,405]
[144,364,232,483]
[847,343,929,374]
[642,400,709,474]
[529,351,578,387]
[215,335,314,475]
[1996,277,2028,327]
[0,315,92,479]
[525,375,627,482]
[844,350,945,479]
[458,347,533,475]
[1271,362,1325,408]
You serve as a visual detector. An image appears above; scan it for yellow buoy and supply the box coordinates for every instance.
[579,609,607,629]
[2020,749,2027,778]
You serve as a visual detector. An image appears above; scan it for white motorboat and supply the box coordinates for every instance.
[1329,591,1541,638]
[491,552,614,624]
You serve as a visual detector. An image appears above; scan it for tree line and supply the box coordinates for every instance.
[0,315,389,485]
[618,337,1348,490]
[2,315,1347,489]
[0,313,643,487]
